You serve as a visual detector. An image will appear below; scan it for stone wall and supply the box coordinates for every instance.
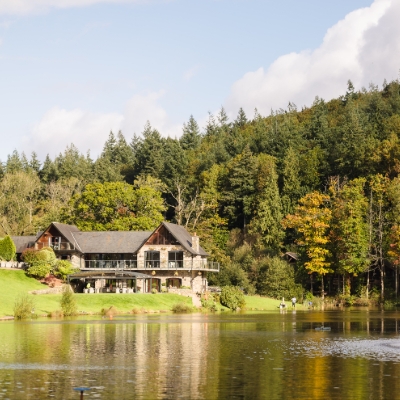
[191,272,207,293]
[29,286,64,295]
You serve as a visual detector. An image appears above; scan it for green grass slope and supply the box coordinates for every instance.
[0,269,193,317]
[0,269,53,316]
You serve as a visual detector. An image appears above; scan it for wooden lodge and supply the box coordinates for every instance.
[12,222,219,294]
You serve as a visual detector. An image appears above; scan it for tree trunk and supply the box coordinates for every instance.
[310,274,313,295]
[321,274,324,299]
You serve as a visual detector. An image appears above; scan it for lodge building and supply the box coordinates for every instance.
[12,222,219,294]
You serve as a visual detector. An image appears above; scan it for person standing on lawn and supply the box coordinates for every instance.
[291,297,297,308]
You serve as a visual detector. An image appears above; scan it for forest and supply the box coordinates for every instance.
[1,79,400,304]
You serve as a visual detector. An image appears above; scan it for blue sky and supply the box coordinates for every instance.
[0,0,398,161]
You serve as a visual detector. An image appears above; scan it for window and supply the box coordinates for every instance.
[145,251,160,268]
[168,251,183,269]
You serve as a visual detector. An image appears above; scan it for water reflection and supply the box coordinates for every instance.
[0,311,399,399]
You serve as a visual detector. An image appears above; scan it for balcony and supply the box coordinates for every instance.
[83,259,219,272]
[35,242,75,251]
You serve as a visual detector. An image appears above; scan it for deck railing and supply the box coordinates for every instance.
[35,242,75,250]
[84,259,219,272]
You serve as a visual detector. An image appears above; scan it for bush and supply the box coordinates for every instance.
[23,247,58,279]
[220,286,245,310]
[201,294,218,312]
[60,285,77,316]
[257,257,304,300]
[54,260,78,281]
[0,235,16,261]
[14,295,36,319]
[26,262,53,279]
[171,302,193,313]
[151,288,158,294]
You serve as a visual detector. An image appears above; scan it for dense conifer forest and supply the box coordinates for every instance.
[2,79,400,302]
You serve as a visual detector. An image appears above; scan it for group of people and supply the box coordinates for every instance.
[279,297,297,309]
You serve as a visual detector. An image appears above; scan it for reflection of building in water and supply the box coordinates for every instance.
[64,317,217,398]
[133,317,212,398]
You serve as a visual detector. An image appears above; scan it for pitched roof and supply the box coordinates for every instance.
[72,231,152,254]
[161,222,208,256]
[11,222,208,257]
[49,222,81,249]
[11,236,36,253]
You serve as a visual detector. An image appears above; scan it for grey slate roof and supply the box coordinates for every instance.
[11,221,208,257]
[72,231,152,254]
[162,222,208,256]
[40,222,81,249]
[11,236,36,253]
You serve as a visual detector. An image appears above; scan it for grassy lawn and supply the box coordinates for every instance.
[0,269,192,317]
[0,269,304,317]
[244,295,306,310]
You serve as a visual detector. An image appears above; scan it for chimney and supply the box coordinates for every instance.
[191,232,200,253]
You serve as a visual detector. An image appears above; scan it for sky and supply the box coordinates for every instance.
[0,0,399,161]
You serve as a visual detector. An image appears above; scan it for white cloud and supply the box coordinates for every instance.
[225,0,398,116]
[0,0,163,15]
[121,91,182,138]
[22,91,182,158]
[22,107,124,159]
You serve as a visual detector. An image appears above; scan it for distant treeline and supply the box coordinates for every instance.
[2,79,400,301]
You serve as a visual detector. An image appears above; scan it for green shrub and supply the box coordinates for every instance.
[171,302,193,313]
[0,235,16,261]
[26,261,52,279]
[256,257,304,300]
[54,260,78,281]
[14,295,36,319]
[201,295,218,312]
[22,248,48,265]
[220,286,246,310]
[60,285,77,316]
[23,247,58,279]
[151,288,158,294]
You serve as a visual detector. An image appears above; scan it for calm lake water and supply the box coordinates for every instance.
[0,310,400,399]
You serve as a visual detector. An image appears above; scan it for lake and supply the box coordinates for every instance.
[0,310,399,399]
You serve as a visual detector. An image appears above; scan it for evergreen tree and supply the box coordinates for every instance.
[248,154,283,253]
[180,115,201,150]
[0,235,16,261]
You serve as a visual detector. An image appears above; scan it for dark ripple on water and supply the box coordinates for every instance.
[287,338,400,362]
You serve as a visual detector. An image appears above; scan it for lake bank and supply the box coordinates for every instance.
[0,269,294,317]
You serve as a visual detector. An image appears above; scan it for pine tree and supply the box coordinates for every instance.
[0,235,16,261]
[248,154,283,253]
[180,115,201,150]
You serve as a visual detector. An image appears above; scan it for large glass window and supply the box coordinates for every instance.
[168,251,183,269]
[145,251,160,268]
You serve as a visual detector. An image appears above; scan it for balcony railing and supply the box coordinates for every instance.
[83,259,219,272]
[35,242,75,250]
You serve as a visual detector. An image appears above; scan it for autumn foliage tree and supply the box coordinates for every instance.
[282,192,332,298]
